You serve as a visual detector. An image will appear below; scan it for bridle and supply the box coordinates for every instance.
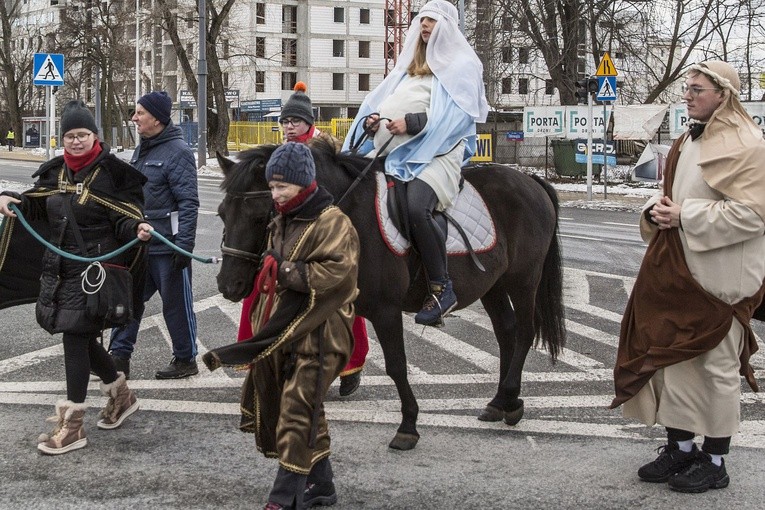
[219,189,273,265]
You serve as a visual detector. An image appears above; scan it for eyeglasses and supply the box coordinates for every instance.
[279,118,304,127]
[63,132,93,143]
[682,84,721,97]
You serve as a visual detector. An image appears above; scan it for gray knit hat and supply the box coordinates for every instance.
[265,142,316,187]
[137,91,173,125]
[280,82,314,125]
[60,100,98,134]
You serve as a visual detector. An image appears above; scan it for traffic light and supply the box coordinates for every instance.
[575,77,598,104]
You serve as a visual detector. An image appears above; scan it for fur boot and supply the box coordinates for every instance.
[37,400,88,455]
[97,372,139,430]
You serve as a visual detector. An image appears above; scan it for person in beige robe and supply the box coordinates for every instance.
[612,61,765,493]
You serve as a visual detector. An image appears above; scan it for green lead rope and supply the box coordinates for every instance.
[8,203,219,264]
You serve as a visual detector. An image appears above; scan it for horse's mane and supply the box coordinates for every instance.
[220,144,277,193]
[310,137,382,182]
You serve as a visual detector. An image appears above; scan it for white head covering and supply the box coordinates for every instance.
[362,0,488,122]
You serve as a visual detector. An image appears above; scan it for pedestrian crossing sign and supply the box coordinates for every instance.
[596,76,617,102]
[33,53,65,86]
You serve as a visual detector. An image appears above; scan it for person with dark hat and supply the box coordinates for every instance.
[108,91,200,380]
[203,142,360,509]
[279,82,340,151]
[0,99,151,455]
[237,82,368,397]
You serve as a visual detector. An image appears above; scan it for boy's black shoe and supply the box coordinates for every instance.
[303,481,337,507]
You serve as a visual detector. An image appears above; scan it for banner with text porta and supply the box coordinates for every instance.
[566,106,611,139]
[669,101,765,138]
[523,107,565,137]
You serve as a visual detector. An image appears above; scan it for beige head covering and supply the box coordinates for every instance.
[690,61,765,222]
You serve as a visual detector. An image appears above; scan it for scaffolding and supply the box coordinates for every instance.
[384,0,412,76]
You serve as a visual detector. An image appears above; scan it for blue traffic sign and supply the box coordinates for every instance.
[596,76,617,102]
[33,53,65,86]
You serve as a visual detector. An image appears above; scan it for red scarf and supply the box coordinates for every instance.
[275,180,317,215]
[64,141,103,173]
[290,125,315,144]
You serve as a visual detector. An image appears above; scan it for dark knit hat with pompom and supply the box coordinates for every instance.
[265,142,316,188]
[280,82,314,125]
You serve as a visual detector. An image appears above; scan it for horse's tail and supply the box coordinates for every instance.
[531,175,566,361]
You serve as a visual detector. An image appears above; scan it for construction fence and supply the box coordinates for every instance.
[224,118,645,180]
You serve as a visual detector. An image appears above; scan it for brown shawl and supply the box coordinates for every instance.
[611,134,765,408]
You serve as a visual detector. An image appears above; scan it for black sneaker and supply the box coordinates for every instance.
[637,442,698,483]
[339,371,362,397]
[303,481,337,507]
[668,452,730,493]
[111,354,130,380]
[155,357,198,379]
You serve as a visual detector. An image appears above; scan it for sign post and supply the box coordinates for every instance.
[595,52,618,199]
[33,53,65,160]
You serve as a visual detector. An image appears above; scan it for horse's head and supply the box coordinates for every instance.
[216,146,278,301]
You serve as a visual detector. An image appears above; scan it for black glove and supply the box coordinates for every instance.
[172,252,192,270]
[265,249,283,266]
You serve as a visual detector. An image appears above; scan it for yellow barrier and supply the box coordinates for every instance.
[227,119,355,151]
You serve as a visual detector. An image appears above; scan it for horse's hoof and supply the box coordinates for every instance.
[477,405,503,422]
[389,432,419,450]
[503,400,524,426]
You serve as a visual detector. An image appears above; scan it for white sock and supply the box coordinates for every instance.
[676,439,694,453]
[709,454,723,466]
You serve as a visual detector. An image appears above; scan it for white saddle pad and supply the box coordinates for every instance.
[375,172,497,257]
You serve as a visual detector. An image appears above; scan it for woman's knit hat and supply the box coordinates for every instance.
[137,91,173,125]
[60,100,98,134]
[265,142,316,187]
[280,82,314,125]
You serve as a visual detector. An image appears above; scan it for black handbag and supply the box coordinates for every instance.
[82,262,134,327]
[65,198,134,328]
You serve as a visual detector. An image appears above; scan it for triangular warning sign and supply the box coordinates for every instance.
[34,55,63,83]
[598,78,615,98]
[596,52,618,76]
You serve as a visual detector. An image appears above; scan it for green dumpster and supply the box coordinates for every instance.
[551,139,601,178]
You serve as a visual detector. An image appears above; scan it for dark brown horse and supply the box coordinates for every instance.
[215,140,566,450]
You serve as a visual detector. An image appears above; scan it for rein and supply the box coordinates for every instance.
[338,114,394,206]
[219,189,273,266]
[8,203,219,264]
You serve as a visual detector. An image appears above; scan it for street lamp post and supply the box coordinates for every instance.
[197,0,207,167]
[135,0,140,145]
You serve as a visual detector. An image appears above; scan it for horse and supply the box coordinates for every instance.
[215,139,566,450]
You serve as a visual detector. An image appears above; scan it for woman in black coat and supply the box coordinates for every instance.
[0,100,153,455]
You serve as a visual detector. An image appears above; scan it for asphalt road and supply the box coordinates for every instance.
[0,159,763,509]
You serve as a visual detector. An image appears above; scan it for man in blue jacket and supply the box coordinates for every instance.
[109,91,200,379]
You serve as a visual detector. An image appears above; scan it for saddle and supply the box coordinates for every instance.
[375,172,496,268]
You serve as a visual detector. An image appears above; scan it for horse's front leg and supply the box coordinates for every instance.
[369,306,419,450]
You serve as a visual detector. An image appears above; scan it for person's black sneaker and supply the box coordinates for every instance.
[637,441,698,483]
[304,481,337,507]
[668,452,729,493]
[111,354,130,380]
[155,357,198,379]
[339,371,362,397]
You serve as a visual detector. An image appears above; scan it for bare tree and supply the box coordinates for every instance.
[0,0,43,139]
[56,0,138,146]
[156,0,236,156]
